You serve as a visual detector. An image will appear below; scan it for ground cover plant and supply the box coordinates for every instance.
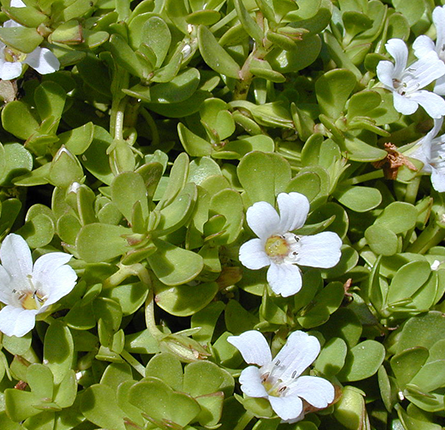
[0,0,444,429]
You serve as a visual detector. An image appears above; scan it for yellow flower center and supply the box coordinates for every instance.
[265,235,289,258]
[4,47,26,63]
[20,291,46,310]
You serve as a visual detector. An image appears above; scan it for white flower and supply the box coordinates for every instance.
[376,38,445,119]
[239,192,342,297]
[227,330,335,423]
[0,20,59,80]
[408,117,445,192]
[0,233,77,337]
[413,6,445,95]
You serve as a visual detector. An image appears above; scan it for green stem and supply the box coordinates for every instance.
[341,169,384,186]
[120,349,145,377]
[404,176,420,204]
[114,97,127,141]
[233,411,254,430]
[115,0,131,21]
[102,266,129,290]
[140,108,160,147]
[109,64,129,139]
[145,289,165,342]
[406,222,445,254]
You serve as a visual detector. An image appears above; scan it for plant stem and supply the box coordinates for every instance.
[404,176,420,204]
[145,289,165,342]
[406,222,445,254]
[233,411,254,430]
[120,349,145,377]
[341,169,384,186]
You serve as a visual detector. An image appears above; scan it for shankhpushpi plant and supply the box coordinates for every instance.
[0,0,445,429]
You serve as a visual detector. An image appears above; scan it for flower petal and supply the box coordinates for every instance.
[0,59,22,80]
[392,92,419,115]
[271,331,320,381]
[11,0,26,6]
[286,375,335,409]
[296,232,342,269]
[405,54,445,90]
[246,201,280,239]
[413,35,437,60]
[3,19,22,28]
[385,38,408,77]
[434,5,445,56]
[407,90,445,119]
[24,47,60,75]
[376,60,396,89]
[0,234,32,281]
[0,305,37,337]
[276,193,310,233]
[227,330,272,366]
[239,238,271,270]
[431,167,445,192]
[32,252,77,306]
[268,393,304,422]
[0,265,12,304]
[267,262,302,297]
[434,75,445,95]
[239,366,269,398]
[420,117,444,161]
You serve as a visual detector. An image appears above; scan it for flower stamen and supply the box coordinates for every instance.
[265,235,290,260]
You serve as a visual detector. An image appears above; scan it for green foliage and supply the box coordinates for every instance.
[0,0,443,429]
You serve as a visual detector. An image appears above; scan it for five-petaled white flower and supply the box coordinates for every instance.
[407,117,445,192]
[239,192,342,297]
[413,6,445,95]
[376,38,445,119]
[227,330,335,423]
[0,233,77,337]
[0,0,59,80]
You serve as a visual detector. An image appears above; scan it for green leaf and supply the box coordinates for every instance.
[387,261,432,307]
[198,25,241,79]
[129,377,201,427]
[145,353,184,391]
[365,225,399,256]
[148,239,204,286]
[108,33,144,78]
[76,223,131,263]
[43,321,74,385]
[3,6,48,27]
[314,337,347,377]
[390,347,429,390]
[141,16,171,67]
[375,201,418,234]
[315,68,356,119]
[234,0,263,43]
[338,340,385,382]
[80,384,127,430]
[58,122,94,155]
[2,100,39,140]
[238,151,291,205]
[49,147,84,188]
[0,26,43,53]
[111,171,149,223]
[334,185,381,212]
